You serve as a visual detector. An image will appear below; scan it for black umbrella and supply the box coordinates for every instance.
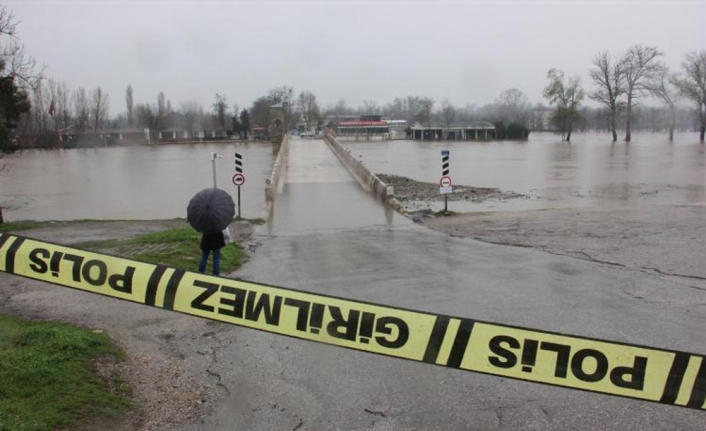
[187,188,235,234]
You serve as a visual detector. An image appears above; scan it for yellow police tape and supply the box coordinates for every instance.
[1,233,704,410]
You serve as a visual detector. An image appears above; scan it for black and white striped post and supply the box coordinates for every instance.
[440,150,452,213]
[233,152,244,218]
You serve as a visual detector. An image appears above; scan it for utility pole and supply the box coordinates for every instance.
[211,152,223,188]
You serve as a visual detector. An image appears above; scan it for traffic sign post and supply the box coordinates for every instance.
[234,153,244,218]
[440,151,451,213]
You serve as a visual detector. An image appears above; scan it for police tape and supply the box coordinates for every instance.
[0,232,704,410]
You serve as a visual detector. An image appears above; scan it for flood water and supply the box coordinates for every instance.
[345,132,706,212]
[1,133,704,221]
[0,142,276,221]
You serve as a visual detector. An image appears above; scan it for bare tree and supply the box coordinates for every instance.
[269,85,294,105]
[125,85,134,127]
[647,68,679,141]
[0,6,41,88]
[361,100,380,115]
[90,87,109,134]
[672,51,706,142]
[297,91,321,132]
[213,93,228,133]
[135,103,158,140]
[145,91,171,134]
[441,99,456,139]
[31,79,49,134]
[543,69,585,142]
[417,97,434,129]
[589,51,625,142]
[73,87,89,133]
[56,81,71,133]
[441,99,456,126]
[496,88,530,125]
[621,45,665,142]
[181,101,202,139]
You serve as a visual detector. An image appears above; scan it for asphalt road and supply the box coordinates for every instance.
[167,221,705,431]
[173,139,706,430]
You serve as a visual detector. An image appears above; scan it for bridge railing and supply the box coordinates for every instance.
[262,134,290,219]
[323,131,405,214]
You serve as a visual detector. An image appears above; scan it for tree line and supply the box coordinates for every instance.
[544,45,705,142]
[1,3,705,151]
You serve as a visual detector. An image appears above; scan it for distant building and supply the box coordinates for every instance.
[409,121,496,140]
[326,115,410,137]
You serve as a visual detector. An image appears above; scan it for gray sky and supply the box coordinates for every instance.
[7,0,704,116]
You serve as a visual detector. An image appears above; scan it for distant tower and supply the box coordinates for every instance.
[269,102,288,147]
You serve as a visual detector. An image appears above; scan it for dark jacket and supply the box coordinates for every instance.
[200,232,225,251]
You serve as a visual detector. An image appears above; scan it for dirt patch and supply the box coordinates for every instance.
[378,174,524,213]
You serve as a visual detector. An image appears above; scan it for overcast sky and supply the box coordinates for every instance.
[6,0,704,116]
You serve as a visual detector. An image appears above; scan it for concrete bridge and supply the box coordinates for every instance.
[260,133,409,235]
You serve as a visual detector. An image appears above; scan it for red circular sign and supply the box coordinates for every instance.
[439,176,452,187]
[232,173,246,186]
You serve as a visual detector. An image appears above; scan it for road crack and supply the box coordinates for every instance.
[364,408,386,417]
[204,332,232,395]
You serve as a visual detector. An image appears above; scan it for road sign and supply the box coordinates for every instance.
[232,173,245,186]
[440,176,452,195]
[441,150,450,176]
[235,152,243,174]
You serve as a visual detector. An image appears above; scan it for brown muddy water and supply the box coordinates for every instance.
[1,133,704,221]
[0,142,275,221]
[345,132,706,212]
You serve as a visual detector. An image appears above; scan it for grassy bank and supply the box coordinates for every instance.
[78,226,247,273]
[1,220,250,273]
[0,315,130,431]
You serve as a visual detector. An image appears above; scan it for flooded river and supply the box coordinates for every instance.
[0,142,275,221]
[345,132,706,212]
[1,133,704,221]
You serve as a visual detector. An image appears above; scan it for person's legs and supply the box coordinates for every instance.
[212,248,221,276]
[198,249,210,273]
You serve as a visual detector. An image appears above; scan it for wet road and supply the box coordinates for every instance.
[188,137,706,430]
[198,225,706,430]
[265,138,410,235]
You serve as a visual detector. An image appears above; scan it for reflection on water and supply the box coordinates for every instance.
[345,132,706,211]
[0,142,276,221]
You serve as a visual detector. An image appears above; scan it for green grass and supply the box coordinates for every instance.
[0,315,130,431]
[434,210,457,217]
[0,221,52,233]
[78,226,247,273]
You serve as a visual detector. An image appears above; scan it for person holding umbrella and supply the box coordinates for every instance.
[187,188,236,276]
[198,228,230,275]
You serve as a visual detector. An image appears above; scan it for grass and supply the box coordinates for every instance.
[0,315,130,431]
[1,219,248,272]
[434,210,457,217]
[0,221,53,233]
[78,226,247,273]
